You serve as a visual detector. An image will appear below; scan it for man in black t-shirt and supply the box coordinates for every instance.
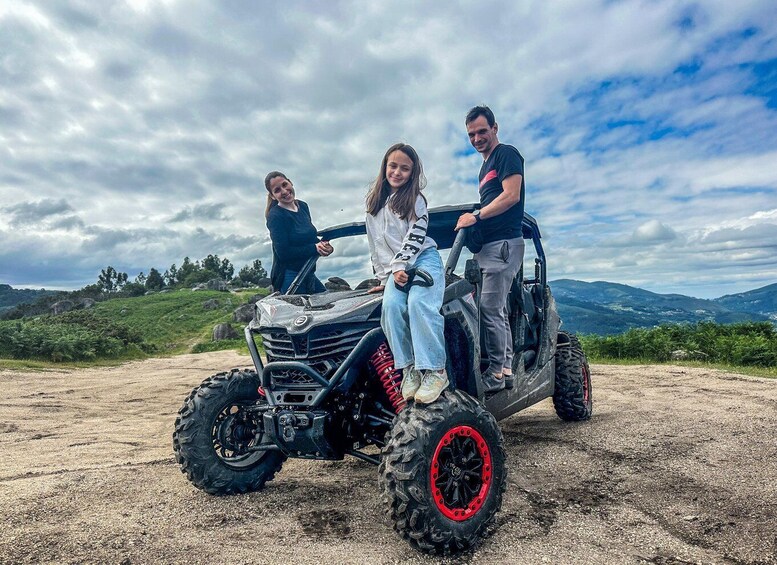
[455,106,525,393]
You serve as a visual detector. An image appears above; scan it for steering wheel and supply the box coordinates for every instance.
[394,268,434,293]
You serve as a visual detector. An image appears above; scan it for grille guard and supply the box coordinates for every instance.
[245,325,385,408]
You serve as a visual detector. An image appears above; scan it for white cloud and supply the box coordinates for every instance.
[0,0,775,297]
[632,220,678,244]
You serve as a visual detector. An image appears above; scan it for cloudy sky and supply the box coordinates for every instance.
[1,0,776,298]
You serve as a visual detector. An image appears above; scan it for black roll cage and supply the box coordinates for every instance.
[244,203,546,409]
[287,204,545,294]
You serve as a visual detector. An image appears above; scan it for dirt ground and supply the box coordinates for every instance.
[1,352,775,565]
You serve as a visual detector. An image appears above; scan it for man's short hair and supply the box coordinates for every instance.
[465,105,495,127]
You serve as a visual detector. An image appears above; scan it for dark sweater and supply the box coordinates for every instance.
[266,200,320,289]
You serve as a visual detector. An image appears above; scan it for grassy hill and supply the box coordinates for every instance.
[92,289,259,353]
[0,288,267,364]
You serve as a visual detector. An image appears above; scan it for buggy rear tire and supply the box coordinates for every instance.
[553,332,593,421]
[379,390,507,554]
[173,369,286,494]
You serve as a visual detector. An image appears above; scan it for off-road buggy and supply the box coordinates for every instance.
[173,204,592,554]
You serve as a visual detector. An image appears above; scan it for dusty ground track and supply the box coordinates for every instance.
[1,352,776,564]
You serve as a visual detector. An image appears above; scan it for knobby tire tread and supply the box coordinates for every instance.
[173,369,285,495]
[379,390,507,554]
[553,332,593,422]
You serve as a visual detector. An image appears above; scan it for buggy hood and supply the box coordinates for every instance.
[252,289,382,333]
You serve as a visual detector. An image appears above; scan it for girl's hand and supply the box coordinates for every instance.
[393,270,408,285]
[367,285,385,294]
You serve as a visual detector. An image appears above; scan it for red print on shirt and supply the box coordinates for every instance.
[479,169,498,189]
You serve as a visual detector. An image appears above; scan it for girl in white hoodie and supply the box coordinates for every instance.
[366,143,448,404]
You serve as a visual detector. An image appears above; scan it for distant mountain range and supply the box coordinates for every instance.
[2,280,775,336]
[550,279,776,335]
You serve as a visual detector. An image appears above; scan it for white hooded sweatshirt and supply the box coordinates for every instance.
[366,193,437,284]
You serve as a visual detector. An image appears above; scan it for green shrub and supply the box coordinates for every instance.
[580,321,777,367]
[0,311,153,362]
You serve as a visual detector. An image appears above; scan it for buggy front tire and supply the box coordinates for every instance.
[379,390,507,554]
[173,369,286,495]
[553,332,593,421]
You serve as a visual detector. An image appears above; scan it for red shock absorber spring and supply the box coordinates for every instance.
[369,342,406,413]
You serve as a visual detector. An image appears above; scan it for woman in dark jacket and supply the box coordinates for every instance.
[264,171,333,294]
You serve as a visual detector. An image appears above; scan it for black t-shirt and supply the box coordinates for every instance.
[266,200,320,288]
[478,144,525,243]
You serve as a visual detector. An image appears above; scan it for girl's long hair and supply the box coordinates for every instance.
[366,143,427,220]
[264,171,289,218]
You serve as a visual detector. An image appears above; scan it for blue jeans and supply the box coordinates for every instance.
[280,270,327,294]
[381,248,446,371]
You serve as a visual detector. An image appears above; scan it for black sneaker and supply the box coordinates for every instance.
[503,373,515,390]
[482,372,505,393]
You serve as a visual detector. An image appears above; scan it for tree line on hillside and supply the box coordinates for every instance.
[580,321,777,368]
[1,255,268,320]
[88,254,268,295]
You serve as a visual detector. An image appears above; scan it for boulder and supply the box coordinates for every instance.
[50,300,74,315]
[257,277,271,288]
[233,303,255,323]
[79,298,96,310]
[248,294,264,304]
[202,299,220,310]
[207,278,228,291]
[355,278,380,290]
[212,323,239,341]
[671,349,689,361]
[325,277,351,291]
[672,349,709,361]
[191,283,206,291]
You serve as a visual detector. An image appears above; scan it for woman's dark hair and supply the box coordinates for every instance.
[366,143,427,220]
[465,105,495,127]
[264,171,289,218]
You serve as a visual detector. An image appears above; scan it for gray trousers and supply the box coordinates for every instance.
[475,238,525,375]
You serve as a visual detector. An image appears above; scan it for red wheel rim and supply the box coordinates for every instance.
[582,365,591,403]
[430,425,492,521]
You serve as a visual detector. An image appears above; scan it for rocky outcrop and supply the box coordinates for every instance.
[202,299,220,310]
[212,323,239,341]
[207,279,228,291]
[355,278,380,290]
[671,349,709,361]
[325,277,351,291]
[50,300,74,315]
[232,303,255,323]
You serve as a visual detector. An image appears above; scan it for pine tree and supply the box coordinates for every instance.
[145,268,164,290]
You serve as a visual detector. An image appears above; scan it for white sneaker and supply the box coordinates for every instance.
[414,369,449,404]
[401,366,423,401]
